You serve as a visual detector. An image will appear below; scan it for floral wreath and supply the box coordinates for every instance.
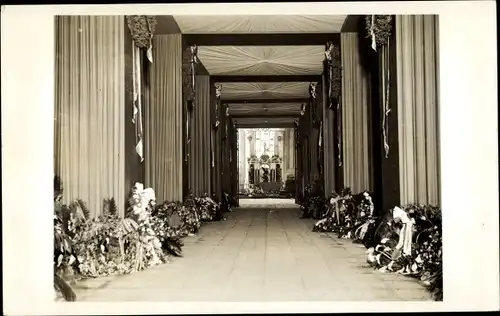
[324,41,341,109]
[126,16,157,49]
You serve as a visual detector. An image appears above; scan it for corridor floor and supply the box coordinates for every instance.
[77,199,432,302]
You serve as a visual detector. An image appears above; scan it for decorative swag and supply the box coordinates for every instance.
[126,15,158,162]
[324,42,342,167]
[365,15,393,158]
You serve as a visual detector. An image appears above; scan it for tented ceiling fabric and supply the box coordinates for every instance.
[220,82,310,99]
[198,46,324,75]
[229,103,302,115]
[173,15,347,34]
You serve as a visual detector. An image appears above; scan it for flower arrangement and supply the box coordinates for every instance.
[54,176,233,301]
[365,204,442,300]
[309,186,443,300]
[364,15,393,49]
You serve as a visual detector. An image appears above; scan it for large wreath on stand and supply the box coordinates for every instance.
[325,42,342,167]
[365,15,393,158]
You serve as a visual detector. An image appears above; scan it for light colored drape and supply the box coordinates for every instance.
[189,75,212,196]
[54,16,125,217]
[341,33,372,194]
[396,15,440,205]
[145,34,183,202]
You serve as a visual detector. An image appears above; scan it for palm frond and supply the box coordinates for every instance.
[54,175,63,202]
[103,198,118,217]
[70,199,90,222]
[54,273,76,301]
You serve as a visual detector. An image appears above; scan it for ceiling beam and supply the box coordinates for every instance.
[231,113,299,119]
[184,33,340,46]
[223,98,308,104]
[212,75,321,83]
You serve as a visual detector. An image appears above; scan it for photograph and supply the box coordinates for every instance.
[52,13,443,302]
[1,2,498,314]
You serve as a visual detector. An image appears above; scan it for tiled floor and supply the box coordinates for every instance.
[77,199,432,302]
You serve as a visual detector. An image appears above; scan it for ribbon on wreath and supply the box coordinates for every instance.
[132,42,144,162]
[324,42,334,108]
[190,45,198,105]
[329,195,342,226]
[382,40,391,158]
[214,84,222,128]
[337,102,343,167]
[370,15,377,52]
[309,82,317,99]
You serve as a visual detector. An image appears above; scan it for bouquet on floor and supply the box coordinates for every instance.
[300,182,326,219]
[194,195,223,222]
[179,197,202,235]
[125,183,165,270]
[313,192,341,232]
[365,204,443,300]
[151,201,187,256]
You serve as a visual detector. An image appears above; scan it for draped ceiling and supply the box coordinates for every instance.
[166,15,347,127]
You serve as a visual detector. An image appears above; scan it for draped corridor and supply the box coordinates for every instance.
[52,14,442,303]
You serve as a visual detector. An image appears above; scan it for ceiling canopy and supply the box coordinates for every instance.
[197,46,324,76]
[229,103,303,116]
[157,15,346,127]
[172,15,347,34]
[219,82,311,100]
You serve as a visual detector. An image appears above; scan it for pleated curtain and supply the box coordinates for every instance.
[145,34,183,203]
[54,16,126,217]
[396,15,440,206]
[341,33,372,194]
[188,75,212,196]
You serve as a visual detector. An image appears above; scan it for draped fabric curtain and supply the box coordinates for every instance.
[341,33,372,194]
[54,16,126,217]
[396,15,440,205]
[188,75,212,196]
[145,34,183,202]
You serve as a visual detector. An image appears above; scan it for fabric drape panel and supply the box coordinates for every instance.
[396,15,440,205]
[323,73,336,196]
[189,75,212,196]
[54,16,125,217]
[145,34,183,202]
[341,33,372,194]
